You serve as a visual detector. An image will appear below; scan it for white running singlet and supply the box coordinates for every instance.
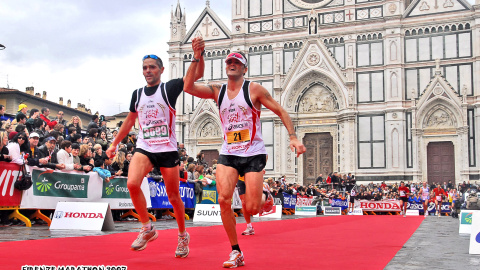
[217,80,267,157]
[135,83,177,153]
[421,187,430,200]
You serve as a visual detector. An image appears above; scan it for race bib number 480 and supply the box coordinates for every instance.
[143,125,169,139]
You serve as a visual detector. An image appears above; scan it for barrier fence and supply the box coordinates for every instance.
[0,161,456,226]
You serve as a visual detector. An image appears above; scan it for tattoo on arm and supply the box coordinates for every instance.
[264,92,272,99]
[207,84,222,94]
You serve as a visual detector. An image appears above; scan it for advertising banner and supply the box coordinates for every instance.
[32,169,89,198]
[20,166,150,209]
[295,205,317,216]
[296,195,313,206]
[354,200,401,212]
[407,201,450,213]
[50,202,114,231]
[283,193,296,209]
[201,185,219,204]
[272,191,284,206]
[0,162,23,206]
[148,179,195,209]
[331,199,348,210]
[193,204,222,223]
[323,206,342,216]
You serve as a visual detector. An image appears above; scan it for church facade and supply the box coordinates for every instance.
[167,0,480,184]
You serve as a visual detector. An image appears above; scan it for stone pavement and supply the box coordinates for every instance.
[1,214,479,269]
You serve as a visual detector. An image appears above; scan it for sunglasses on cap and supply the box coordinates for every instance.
[143,54,160,61]
[225,52,247,66]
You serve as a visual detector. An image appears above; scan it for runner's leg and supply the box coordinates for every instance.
[244,171,264,215]
[161,166,186,233]
[216,164,240,246]
[127,152,153,223]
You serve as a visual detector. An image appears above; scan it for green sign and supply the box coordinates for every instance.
[461,212,473,225]
[102,177,130,199]
[32,169,89,198]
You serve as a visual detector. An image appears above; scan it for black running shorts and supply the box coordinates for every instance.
[237,180,246,195]
[135,149,180,168]
[400,197,409,203]
[218,154,267,177]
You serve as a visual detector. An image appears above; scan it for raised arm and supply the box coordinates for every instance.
[183,37,221,101]
[252,83,306,157]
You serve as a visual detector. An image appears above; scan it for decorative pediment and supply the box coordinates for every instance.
[184,6,231,43]
[415,69,464,129]
[404,0,471,18]
[281,38,348,111]
[298,84,338,113]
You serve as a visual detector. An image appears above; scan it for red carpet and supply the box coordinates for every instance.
[0,216,423,270]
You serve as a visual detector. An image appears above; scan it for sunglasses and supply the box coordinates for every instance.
[18,137,26,140]
[143,54,159,61]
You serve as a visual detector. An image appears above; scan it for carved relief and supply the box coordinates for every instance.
[307,52,320,66]
[419,1,430,11]
[426,109,454,128]
[388,3,397,14]
[198,121,221,138]
[299,85,337,113]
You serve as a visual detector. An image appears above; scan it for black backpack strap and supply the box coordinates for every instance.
[135,87,143,111]
[160,83,168,107]
[243,80,253,109]
[217,84,227,108]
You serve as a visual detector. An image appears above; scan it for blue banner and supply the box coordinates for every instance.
[282,193,296,209]
[407,201,450,213]
[331,199,348,210]
[148,179,195,209]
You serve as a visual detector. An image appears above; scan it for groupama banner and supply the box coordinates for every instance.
[32,169,89,198]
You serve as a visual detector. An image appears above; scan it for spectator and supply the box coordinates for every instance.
[196,151,208,167]
[96,131,109,151]
[123,152,132,176]
[127,131,137,146]
[71,143,90,172]
[16,113,27,125]
[0,104,9,124]
[111,151,126,177]
[71,134,82,144]
[104,155,116,176]
[4,123,14,137]
[79,144,94,171]
[15,104,28,123]
[53,124,65,137]
[87,128,98,145]
[0,130,11,162]
[87,115,99,131]
[33,118,46,143]
[65,126,77,142]
[15,124,28,135]
[25,108,40,132]
[93,159,112,182]
[39,107,58,129]
[56,140,81,171]
[93,143,106,162]
[54,111,67,126]
[67,115,83,135]
[6,132,29,165]
[37,136,61,165]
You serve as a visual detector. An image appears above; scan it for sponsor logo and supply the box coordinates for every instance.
[102,178,129,199]
[461,212,473,225]
[202,190,217,203]
[36,177,52,192]
[55,212,104,219]
[105,184,114,195]
[476,232,480,243]
[359,201,401,210]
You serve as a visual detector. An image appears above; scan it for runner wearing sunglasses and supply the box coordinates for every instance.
[106,37,205,257]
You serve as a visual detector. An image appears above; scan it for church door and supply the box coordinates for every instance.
[202,149,219,168]
[303,133,333,185]
[427,141,455,184]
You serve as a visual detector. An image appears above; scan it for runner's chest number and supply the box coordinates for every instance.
[226,129,251,144]
[143,125,168,139]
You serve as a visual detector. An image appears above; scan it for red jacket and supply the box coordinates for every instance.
[39,114,58,129]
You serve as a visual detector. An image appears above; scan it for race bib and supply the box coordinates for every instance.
[400,191,405,196]
[226,129,251,144]
[143,125,169,139]
[436,196,442,201]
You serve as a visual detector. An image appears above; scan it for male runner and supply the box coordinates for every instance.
[106,37,205,256]
[419,182,430,217]
[398,181,410,217]
[183,51,306,268]
[433,184,447,217]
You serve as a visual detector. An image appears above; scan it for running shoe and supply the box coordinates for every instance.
[175,232,190,258]
[241,226,255,235]
[223,250,245,268]
[131,225,158,251]
[260,192,274,215]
